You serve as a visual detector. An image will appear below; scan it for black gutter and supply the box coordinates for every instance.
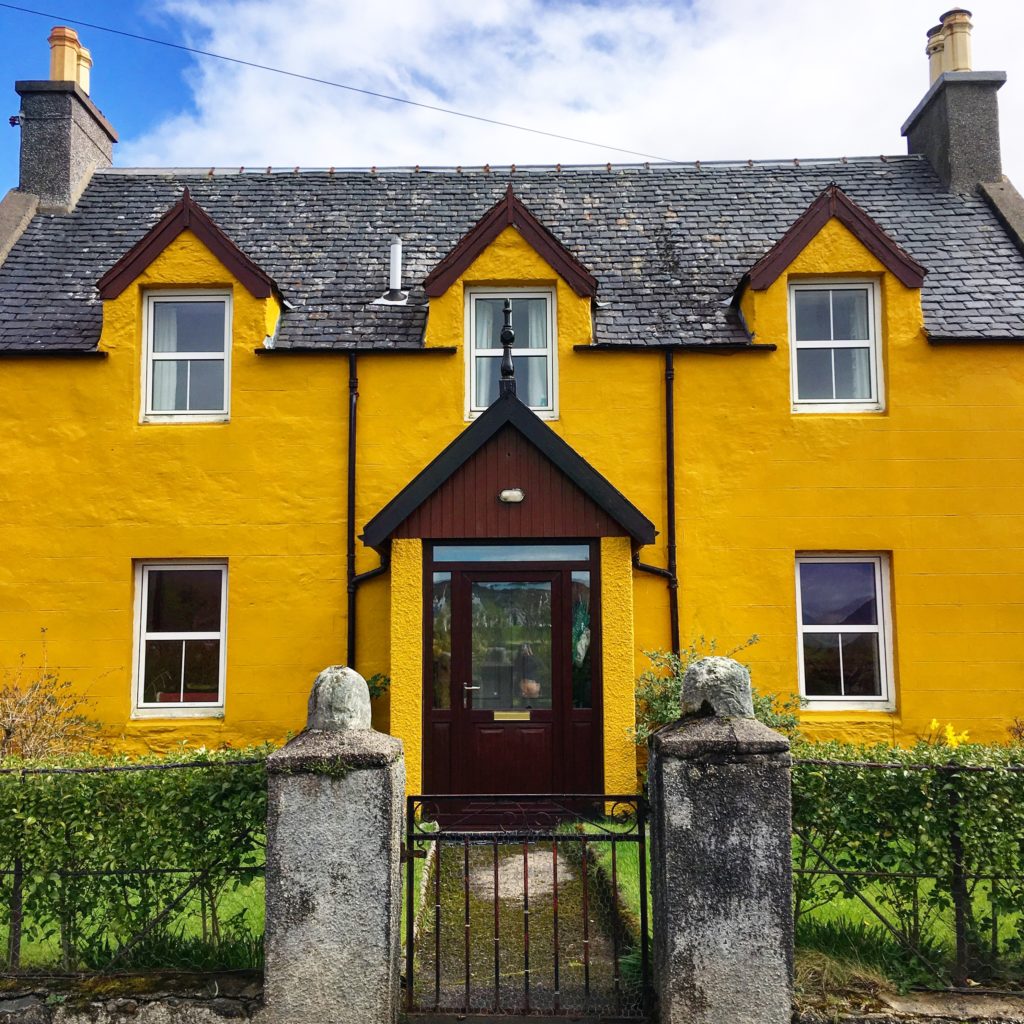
[254,346,458,356]
[572,342,776,353]
[631,350,681,655]
[926,335,1024,345]
[0,349,108,359]
[345,352,390,668]
[664,350,680,655]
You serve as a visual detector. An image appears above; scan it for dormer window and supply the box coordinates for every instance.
[790,282,882,413]
[143,292,231,422]
[467,288,556,417]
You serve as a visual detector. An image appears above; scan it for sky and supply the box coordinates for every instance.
[0,0,1023,192]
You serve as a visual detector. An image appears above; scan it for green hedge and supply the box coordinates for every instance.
[0,747,270,973]
[792,740,1024,985]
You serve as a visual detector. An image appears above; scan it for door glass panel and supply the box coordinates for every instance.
[470,581,552,711]
[431,573,452,709]
[434,544,589,563]
[571,571,592,709]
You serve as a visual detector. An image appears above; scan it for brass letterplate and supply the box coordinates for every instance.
[493,711,531,722]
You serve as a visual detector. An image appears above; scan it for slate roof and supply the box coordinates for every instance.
[2,156,1024,352]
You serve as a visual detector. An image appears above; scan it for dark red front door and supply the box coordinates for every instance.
[424,544,601,796]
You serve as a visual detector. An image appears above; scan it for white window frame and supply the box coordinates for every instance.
[795,554,895,711]
[131,561,228,719]
[465,287,558,420]
[141,291,232,423]
[789,281,883,414]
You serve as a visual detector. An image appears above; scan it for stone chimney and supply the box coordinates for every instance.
[901,9,1005,194]
[14,26,117,214]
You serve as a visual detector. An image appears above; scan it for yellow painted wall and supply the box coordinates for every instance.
[388,538,423,793]
[1,212,1020,771]
[680,218,1024,744]
[0,229,350,751]
[601,536,638,792]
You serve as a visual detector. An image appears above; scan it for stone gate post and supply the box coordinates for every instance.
[262,666,405,1024]
[648,657,793,1024]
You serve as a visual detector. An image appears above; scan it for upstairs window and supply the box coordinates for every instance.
[790,283,882,412]
[467,289,556,417]
[143,293,231,421]
[134,562,227,716]
[795,555,893,709]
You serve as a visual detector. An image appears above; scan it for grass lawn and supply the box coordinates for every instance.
[2,873,265,974]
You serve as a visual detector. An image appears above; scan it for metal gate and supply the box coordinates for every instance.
[402,794,651,1020]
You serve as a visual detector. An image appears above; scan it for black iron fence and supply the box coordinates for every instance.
[791,756,1024,990]
[0,758,266,976]
[403,794,650,1018]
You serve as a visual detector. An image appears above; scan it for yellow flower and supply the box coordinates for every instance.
[929,718,941,734]
[943,722,969,749]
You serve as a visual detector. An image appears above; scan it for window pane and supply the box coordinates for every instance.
[475,355,549,410]
[796,348,833,400]
[151,360,189,411]
[188,359,225,411]
[431,573,451,710]
[800,561,878,625]
[831,289,870,341]
[153,301,226,353]
[510,298,547,349]
[474,298,504,350]
[146,569,223,632]
[571,571,592,709]
[434,544,589,562]
[144,639,183,703]
[471,581,552,711]
[794,291,831,341]
[182,639,220,700]
[519,356,549,408]
[841,633,882,696]
[474,297,548,350]
[834,348,872,400]
[474,356,500,407]
[802,633,842,696]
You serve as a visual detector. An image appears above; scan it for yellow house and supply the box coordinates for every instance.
[0,14,1022,794]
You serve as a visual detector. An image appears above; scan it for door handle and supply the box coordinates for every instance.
[462,683,480,709]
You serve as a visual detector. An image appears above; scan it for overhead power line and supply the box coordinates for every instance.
[0,1,679,163]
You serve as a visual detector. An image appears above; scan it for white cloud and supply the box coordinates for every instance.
[119,0,1024,186]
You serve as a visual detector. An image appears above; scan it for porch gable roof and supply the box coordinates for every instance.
[360,390,657,549]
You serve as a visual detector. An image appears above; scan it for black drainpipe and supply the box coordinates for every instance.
[346,352,390,668]
[632,350,680,655]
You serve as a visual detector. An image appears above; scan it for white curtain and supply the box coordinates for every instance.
[476,357,499,407]
[525,298,547,349]
[475,299,497,350]
[847,348,871,399]
[152,304,181,411]
[846,293,869,340]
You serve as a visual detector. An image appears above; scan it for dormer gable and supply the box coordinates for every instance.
[423,185,597,299]
[97,189,277,300]
[746,184,926,291]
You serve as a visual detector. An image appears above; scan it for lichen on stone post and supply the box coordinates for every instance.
[306,664,372,731]
[681,654,756,719]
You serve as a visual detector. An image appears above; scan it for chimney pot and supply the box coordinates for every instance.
[76,46,92,95]
[939,8,972,73]
[926,25,945,86]
[48,26,81,83]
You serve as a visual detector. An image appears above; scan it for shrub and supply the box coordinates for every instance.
[633,636,804,745]
[0,747,270,972]
[0,638,100,759]
[791,738,1024,984]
